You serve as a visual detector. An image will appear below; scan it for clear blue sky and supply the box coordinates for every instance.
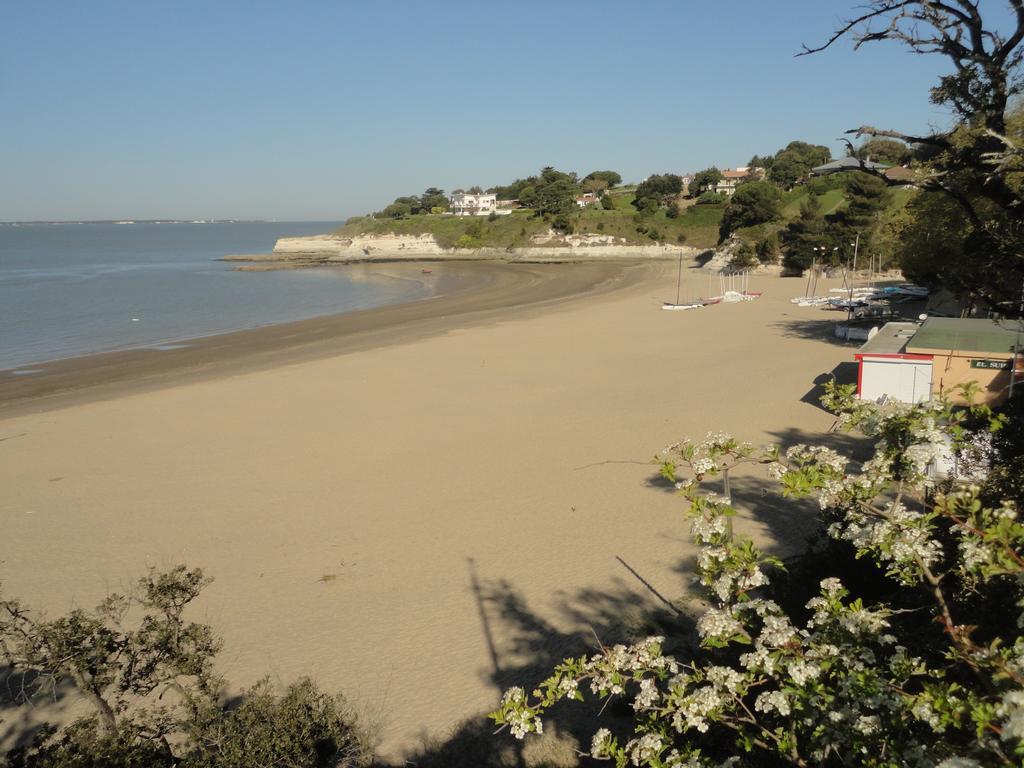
[2,1,967,221]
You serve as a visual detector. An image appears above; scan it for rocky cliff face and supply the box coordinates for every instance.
[273,233,446,258]
[260,233,698,264]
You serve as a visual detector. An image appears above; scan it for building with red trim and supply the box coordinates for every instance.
[854,319,1022,405]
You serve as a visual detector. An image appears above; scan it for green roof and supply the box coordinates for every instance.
[907,317,1022,356]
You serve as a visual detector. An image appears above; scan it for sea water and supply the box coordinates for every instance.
[0,222,431,369]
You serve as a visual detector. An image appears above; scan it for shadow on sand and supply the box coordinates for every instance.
[392,556,698,768]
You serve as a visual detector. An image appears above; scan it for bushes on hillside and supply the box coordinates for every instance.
[695,192,726,205]
[718,181,783,241]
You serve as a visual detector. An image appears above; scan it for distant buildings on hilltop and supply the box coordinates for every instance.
[713,167,766,196]
[450,192,504,216]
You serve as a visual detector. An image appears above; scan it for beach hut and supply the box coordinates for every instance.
[854,317,1023,406]
[906,317,1022,405]
[854,322,933,403]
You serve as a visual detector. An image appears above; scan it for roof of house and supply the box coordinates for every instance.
[906,317,1021,356]
[811,157,890,175]
[720,170,748,179]
[856,322,921,356]
[883,166,916,182]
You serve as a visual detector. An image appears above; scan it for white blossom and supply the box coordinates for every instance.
[754,690,791,717]
[697,608,744,643]
[628,733,664,765]
[591,728,613,759]
[634,677,660,710]
[787,660,821,685]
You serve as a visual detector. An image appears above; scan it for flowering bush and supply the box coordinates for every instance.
[491,383,1023,767]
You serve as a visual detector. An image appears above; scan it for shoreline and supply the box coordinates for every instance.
[0,260,650,416]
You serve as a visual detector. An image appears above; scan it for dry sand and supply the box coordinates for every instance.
[0,261,855,761]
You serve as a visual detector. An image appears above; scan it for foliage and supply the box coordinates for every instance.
[780,194,827,271]
[420,187,448,213]
[854,138,912,166]
[187,678,369,768]
[491,176,538,201]
[689,168,723,196]
[748,154,774,171]
[376,187,452,219]
[727,241,758,270]
[601,194,616,211]
[768,141,832,188]
[1,568,371,768]
[634,174,683,213]
[4,720,176,768]
[718,181,783,242]
[696,192,727,205]
[755,232,780,263]
[0,565,220,736]
[531,167,581,218]
[799,1,1024,313]
[584,170,623,188]
[825,171,893,256]
[492,384,1024,766]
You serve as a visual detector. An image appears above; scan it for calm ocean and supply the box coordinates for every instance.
[0,221,431,370]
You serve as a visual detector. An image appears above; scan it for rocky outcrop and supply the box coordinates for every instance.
[272,233,447,258]
[224,233,702,268]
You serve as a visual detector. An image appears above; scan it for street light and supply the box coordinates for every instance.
[807,246,838,299]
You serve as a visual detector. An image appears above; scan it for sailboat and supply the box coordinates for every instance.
[662,252,704,310]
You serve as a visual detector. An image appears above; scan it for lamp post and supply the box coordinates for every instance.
[848,234,861,322]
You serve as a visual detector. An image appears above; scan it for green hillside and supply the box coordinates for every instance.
[333,182,916,253]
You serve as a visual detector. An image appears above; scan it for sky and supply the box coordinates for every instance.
[0,1,986,222]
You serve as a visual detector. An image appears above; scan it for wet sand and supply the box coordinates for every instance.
[0,262,855,761]
[0,261,638,415]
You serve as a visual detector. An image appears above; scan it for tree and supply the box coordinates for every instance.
[419,187,447,212]
[825,171,893,255]
[581,177,609,196]
[0,566,219,739]
[531,167,579,218]
[1,567,371,768]
[634,174,683,212]
[756,231,781,263]
[798,0,1024,312]
[728,240,758,269]
[767,141,832,188]
[583,170,622,188]
[717,180,783,240]
[467,185,483,195]
[780,194,828,270]
[748,154,774,171]
[517,184,537,208]
[853,137,912,165]
[491,176,539,201]
[688,167,722,196]
[600,194,616,211]
[380,201,413,219]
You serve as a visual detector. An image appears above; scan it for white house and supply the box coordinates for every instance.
[449,193,499,216]
[574,192,601,208]
[713,168,752,196]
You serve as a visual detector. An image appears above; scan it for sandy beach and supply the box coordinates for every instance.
[1,261,855,761]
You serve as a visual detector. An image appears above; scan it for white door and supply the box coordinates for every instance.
[861,359,933,403]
